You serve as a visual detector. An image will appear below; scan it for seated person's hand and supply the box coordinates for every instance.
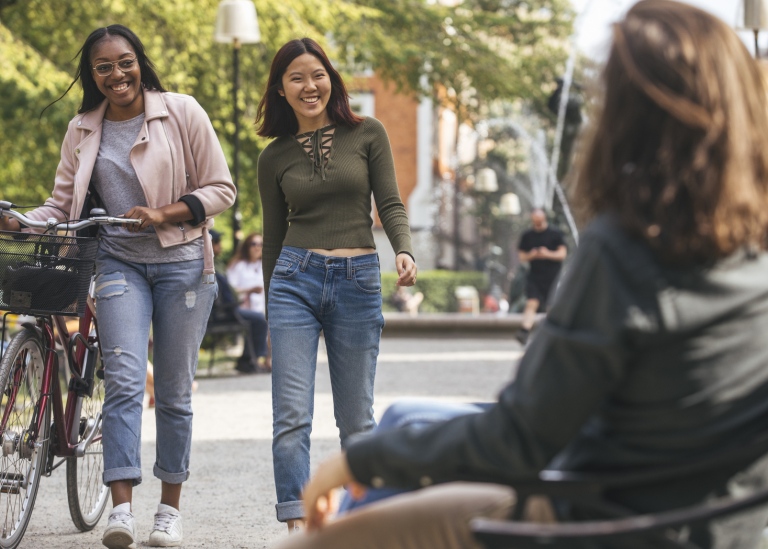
[302,452,366,531]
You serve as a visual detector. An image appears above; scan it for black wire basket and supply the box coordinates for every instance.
[0,231,99,316]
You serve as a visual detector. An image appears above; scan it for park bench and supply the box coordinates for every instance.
[472,427,768,548]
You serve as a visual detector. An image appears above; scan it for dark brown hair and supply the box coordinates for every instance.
[255,38,363,137]
[228,232,263,268]
[572,0,768,264]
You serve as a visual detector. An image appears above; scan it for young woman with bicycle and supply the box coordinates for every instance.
[0,24,234,549]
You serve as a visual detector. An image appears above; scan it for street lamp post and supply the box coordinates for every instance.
[742,0,768,58]
[214,0,260,250]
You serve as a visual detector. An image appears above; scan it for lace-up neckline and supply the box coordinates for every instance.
[295,124,336,182]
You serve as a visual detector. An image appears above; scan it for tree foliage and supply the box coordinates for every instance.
[329,0,574,118]
[0,0,572,243]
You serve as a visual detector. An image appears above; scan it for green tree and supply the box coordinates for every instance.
[330,0,574,118]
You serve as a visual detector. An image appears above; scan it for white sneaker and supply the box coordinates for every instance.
[148,503,183,547]
[102,503,136,549]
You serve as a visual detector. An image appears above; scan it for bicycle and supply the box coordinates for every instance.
[0,200,139,548]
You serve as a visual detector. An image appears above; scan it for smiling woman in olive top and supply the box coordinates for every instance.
[255,37,416,532]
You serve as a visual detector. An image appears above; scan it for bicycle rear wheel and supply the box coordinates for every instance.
[66,322,109,531]
[0,327,50,549]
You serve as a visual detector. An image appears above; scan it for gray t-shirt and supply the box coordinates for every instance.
[92,113,202,263]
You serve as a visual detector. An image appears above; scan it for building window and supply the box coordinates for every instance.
[350,92,375,118]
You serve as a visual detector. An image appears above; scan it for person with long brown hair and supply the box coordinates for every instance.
[272,2,768,547]
[255,37,417,531]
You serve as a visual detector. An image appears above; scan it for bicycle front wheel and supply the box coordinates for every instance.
[66,323,109,531]
[0,327,50,549]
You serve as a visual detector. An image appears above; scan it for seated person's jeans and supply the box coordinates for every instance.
[237,308,268,361]
[338,399,491,513]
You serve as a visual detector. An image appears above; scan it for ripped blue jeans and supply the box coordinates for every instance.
[94,251,215,486]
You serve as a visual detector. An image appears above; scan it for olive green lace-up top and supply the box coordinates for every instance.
[295,124,335,182]
[258,117,414,300]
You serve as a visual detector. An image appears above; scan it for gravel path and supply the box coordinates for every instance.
[18,337,522,549]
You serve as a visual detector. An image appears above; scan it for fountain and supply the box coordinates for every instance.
[478,117,580,244]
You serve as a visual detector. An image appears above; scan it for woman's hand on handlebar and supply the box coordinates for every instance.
[123,206,164,233]
[123,202,194,233]
[0,217,21,232]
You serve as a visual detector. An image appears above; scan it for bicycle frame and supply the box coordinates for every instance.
[53,298,101,460]
[0,295,100,469]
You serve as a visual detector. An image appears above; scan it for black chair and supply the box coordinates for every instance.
[471,430,768,549]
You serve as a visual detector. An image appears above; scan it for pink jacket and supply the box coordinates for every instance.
[26,90,236,279]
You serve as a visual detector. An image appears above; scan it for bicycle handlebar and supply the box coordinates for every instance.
[0,200,141,231]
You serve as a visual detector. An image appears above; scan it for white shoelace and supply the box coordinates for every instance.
[109,510,133,528]
[153,512,178,533]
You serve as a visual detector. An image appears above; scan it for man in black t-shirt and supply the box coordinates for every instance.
[516,209,567,344]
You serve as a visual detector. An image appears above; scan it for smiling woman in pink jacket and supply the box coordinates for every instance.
[0,25,234,549]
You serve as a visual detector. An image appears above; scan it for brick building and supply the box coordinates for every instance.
[350,72,443,271]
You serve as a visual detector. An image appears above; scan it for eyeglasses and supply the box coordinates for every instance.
[92,58,137,77]
[250,242,263,247]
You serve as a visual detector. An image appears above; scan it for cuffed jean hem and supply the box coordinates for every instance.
[154,463,190,484]
[276,501,305,522]
[104,467,142,486]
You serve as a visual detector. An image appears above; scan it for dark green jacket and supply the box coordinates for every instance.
[347,215,768,548]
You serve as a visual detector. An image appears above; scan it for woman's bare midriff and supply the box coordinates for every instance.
[308,247,375,257]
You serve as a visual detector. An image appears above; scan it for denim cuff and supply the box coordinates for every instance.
[104,466,142,486]
[154,463,190,484]
[276,500,305,522]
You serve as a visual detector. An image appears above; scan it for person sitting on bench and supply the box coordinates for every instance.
[275,2,768,548]
[210,230,270,374]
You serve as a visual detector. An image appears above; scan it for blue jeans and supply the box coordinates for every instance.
[236,308,268,362]
[339,399,490,512]
[95,251,215,486]
[268,246,384,522]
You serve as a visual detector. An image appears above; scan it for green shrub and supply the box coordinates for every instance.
[381,270,487,313]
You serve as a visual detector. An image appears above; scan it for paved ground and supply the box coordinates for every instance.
[19,336,524,548]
